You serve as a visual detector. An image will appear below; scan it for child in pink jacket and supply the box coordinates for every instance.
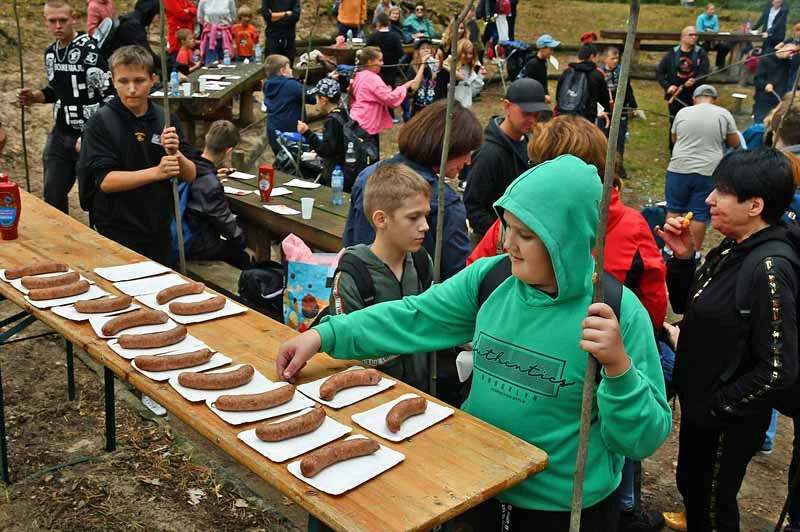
[87,0,114,36]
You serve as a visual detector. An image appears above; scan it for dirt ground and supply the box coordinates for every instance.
[0,0,795,530]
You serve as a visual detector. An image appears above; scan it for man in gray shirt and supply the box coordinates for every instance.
[665,84,739,250]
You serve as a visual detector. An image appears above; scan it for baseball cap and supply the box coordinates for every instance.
[308,77,341,99]
[693,84,718,98]
[505,78,550,113]
[536,34,561,49]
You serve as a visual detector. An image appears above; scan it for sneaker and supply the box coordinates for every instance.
[392,118,401,124]
[759,443,774,455]
[619,507,665,532]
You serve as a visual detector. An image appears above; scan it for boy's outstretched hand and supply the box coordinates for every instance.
[276,329,323,381]
[580,303,630,377]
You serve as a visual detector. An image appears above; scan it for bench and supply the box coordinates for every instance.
[186,260,242,302]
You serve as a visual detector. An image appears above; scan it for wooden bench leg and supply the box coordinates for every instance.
[0,367,10,484]
[66,340,75,401]
[239,88,255,126]
[104,367,116,452]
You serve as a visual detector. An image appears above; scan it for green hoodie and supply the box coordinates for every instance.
[315,155,671,511]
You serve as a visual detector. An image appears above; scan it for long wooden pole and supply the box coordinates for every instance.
[12,0,31,193]
[158,0,187,274]
[569,0,640,529]
[430,0,474,395]
[297,0,322,178]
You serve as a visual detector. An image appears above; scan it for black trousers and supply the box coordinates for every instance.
[676,411,771,532]
[43,128,80,214]
[96,225,174,268]
[188,237,250,270]
[452,488,620,532]
[265,31,296,65]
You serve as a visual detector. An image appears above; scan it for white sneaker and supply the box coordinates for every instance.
[141,394,167,416]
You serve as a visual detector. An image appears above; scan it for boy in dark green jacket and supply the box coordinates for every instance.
[329,163,433,392]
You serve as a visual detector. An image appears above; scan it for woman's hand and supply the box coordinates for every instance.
[655,215,695,259]
[580,303,630,377]
[276,329,323,381]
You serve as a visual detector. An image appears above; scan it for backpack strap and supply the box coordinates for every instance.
[333,253,377,307]
[411,248,433,291]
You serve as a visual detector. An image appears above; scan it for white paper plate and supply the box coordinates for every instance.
[89,313,177,339]
[107,334,206,360]
[135,292,246,324]
[94,261,172,282]
[168,364,272,403]
[7,270,91,295]
[206,382,316,425]
[237,408,351,462]
[287,435,404,495]
[51,301,141,322]
[296,366,395,409]
[113,273,186,297]
[131,351,232,381]
[351,393,455,442]
[25,284,110,309]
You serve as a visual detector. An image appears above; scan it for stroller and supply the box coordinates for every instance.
[274,131,325,182]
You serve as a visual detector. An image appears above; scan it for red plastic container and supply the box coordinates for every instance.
[258,165,275,203]
[0,173,21,240]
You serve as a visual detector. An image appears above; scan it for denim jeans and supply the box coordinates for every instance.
[42,128,80,214]
[764,409,779,449]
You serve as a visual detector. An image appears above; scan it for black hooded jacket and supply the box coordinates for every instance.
[667,225,798,425]
[462,116,530,236]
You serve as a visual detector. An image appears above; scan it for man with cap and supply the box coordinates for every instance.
[297,77,364,192]
[462,78,549,240]
[665,83,739,251]
[521,34,560,103]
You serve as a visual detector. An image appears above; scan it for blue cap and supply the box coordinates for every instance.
[536,34,561,49]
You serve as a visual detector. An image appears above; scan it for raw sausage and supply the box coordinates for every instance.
[386,397,428,433]
[6,262,68,280]
[215,384,295,412]
[255,405,325,441]
[177,364,254,390]
[319,369,381,401]
[156,282,205,305]
[101,309,169,336]
[134,348,213,372]
[74,295,133,314]
[299,438,380,477]
[28,280,90,301]
[118,324,187,349]
[21,271,80,289]
[169,295,226,315]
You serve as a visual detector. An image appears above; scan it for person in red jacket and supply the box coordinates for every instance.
[165,0,198,56]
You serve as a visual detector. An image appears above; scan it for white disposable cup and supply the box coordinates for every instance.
[182,83,192,96]
[199,77,207,92]
[301,197,314,219]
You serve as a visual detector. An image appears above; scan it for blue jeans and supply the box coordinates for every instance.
[764,409,779,449]
[619,458,636,511]
[598,114,629,156]
[203,37,225,65]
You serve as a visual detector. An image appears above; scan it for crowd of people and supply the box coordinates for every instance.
[9,0,800,531]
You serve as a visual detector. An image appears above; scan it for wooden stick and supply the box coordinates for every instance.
[430,0,475,396]
[297,0,322,178]
[12,0,31,193]
[158,0,187,274]
[568,0,640,529]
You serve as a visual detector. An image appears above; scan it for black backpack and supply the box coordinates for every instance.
[329,109,379,180]
[557,67,590,116]
[237,260,285,322]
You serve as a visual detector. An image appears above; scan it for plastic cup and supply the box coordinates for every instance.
[301,197,314,219]
[182,83,192,96]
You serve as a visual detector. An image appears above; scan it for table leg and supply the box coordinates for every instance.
[104,367,116,452]
[730,42,744,83]
[239,88,255,126]
[66,340,75,401]
[0,367,10,484]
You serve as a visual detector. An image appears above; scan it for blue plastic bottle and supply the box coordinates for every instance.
[170,68,180,97]
[254,44,263,63]
[331,166,344,206]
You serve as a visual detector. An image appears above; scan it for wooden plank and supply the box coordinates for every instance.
[0,192,548,532]
[600,29,762,43]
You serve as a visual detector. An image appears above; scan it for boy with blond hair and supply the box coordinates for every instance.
[232,5,259,60]
[262,54,315,154]
[175,28,201,74]
[330,163,433,392]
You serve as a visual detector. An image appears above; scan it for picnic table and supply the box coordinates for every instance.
[0,191,548,532]
[151,61,265,145]
[224,170,348,255]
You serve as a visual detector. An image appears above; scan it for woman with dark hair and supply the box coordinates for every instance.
[343,99,483,280]
[657,148,799,531]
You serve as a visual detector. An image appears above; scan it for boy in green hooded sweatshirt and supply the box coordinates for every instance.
[277,155,671,530]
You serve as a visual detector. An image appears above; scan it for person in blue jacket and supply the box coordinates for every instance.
[343,100,482,280]
[262,54,315,154]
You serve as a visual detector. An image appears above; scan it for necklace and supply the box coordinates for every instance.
[54,37,72,63]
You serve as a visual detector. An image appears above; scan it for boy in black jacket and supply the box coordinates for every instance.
[79,45,196,266]
[555,43,611,124]
[186,120,255,268]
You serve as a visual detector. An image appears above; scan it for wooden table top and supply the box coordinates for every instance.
[151,62,265,112]
[600,29,764,42]
[0,192,547,532]
[225,172,347,253]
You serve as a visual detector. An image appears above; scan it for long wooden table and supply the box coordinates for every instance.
[151,62,266,144]
[225,171,347,254]
[0,192,547,531]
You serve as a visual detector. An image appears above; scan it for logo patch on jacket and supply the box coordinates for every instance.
[135,131,146,142]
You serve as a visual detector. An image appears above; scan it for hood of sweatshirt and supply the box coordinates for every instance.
[263,76,293,101]
[568,60,599,73]
[494,154,602,304]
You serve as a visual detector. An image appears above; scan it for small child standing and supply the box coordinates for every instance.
[198,0,237,65]
[262,54,315,154]
[185,120,255,268]
[329,163,434,392]
[175,29,201,75]
[231,5,259,61]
